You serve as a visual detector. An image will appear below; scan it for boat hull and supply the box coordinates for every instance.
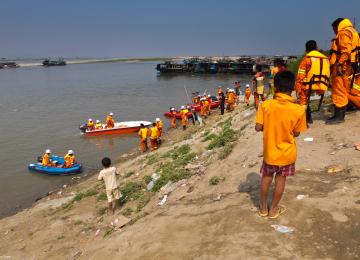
[82,121,152,136]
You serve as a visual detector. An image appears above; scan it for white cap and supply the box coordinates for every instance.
[156,118,160,122]
[170,107,175,111]
[246,84,250,87]
[45,149,51,154]
[96,120,100,123]
[109,112,113,116]
[200,97,206,101]
[180,105,185,109]
[226,87,230,90]
[68,150,74,155]
[88,118,92,122]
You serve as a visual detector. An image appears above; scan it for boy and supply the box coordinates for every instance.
[98,157,121,215]
[255,71,307,219]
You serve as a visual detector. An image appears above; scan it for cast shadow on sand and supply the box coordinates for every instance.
[238,172,275,208]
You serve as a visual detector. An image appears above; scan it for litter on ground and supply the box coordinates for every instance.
[158,195,168,206]
[304,137,314,142]
[296,194,308,200]
[271,224,294,233]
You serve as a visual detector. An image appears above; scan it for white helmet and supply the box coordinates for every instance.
[88,118,93,122]
[68,150,74,155]
[200,97,206,101]
[45,149,51,154]
[170,107,175,111]
[109,112,114,116]
[180,105,185,109]
[96,120,100,123]
[208,94,211,97]
[246,84,250,87]
[156,118,160,122]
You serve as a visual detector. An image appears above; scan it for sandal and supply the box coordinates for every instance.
[258,209,269,217]
[268,205,287,219]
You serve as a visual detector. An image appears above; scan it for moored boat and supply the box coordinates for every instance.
[79,121,152,136]
[28,155,82,176]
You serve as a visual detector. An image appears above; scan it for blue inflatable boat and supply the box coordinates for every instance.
[28,155,82,176]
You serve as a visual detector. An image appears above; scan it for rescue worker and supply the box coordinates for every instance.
[170,107,177,129]
[245,84,252,106]
[217,86,223,100]
[193,94,200,105]
[63,150,75,168]
[295,40,330,124]
[253,66,266,110]
[105,113,115,128]
[227,89,236,111]
[42,149,55,167]
[149,123,159,151]
[95,120,103,130]
[327,18,360,124]
[156,117,163,144]
[138,124,148,153]
[200,97,208,119]
[180,105,188,130]
[87,118,95,131]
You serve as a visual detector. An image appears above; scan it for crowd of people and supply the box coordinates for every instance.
[86,112,115,131]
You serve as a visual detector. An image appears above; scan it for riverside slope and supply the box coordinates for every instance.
[1,102,360,260]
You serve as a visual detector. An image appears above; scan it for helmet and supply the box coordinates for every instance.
[68,150,74,155]
[170,107,175,111]
[208,94,211,97]
[246,84,250,87]
[109,112,114,116]
[45,149,51,154]
[180,105,185,109]
[156,118,160,122]
[96,120,100,123]
[88,118,92,122]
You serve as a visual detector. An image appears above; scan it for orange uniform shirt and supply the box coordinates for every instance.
[138,128,148,141]
[256,93,307,166]
[42,154,52,166]
[64,154,75,168]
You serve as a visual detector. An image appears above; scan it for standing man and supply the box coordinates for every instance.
[327,18,360,124]
[155,118,163,144]
[138,124,148,153]
[295,40,330,124]
[149,122,159,151]
[219,89,225,115]
[253,66,266,110]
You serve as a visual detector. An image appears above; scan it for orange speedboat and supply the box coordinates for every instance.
[79,121,152,136]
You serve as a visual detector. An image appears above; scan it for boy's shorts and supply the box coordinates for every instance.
[106,188,121,203]
[260,161,295,177]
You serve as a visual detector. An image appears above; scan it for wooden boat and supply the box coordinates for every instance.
[79,121,152,136]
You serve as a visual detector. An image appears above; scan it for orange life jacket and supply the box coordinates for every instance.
[42,154,52,166]
[106,116,115,128]
[138,128,148,140]
[301,50,330,91]
[150,126,159,139]
[64,154,75,168]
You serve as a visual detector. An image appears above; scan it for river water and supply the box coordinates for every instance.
[0,62,252,218]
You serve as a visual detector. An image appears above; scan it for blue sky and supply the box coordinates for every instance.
[1,0,360,58]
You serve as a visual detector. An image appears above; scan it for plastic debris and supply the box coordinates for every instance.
[71,250,82,259]
[62,185,67,189]
[95,229,100,236]
[271,224,294,233]
[304,137,314,142]
[146,181,154,191]
[213,194,222,201]
[72,176,81,181]
[354,142,360,151]
[296,194,308,200]
[151,173,161,181]
[327,165,344,174]
[158,195,168,206]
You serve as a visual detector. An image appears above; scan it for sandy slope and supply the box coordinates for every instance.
[0,101,360,260]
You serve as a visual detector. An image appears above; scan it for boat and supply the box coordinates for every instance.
[28,155,82,176]
[79,121,152,136]
[0,61,19,69]
[43,58,67,66]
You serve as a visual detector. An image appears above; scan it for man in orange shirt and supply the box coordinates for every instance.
[149,122,159,151]
[245,84,251,106]
[138,124,148,153]
[155,118,163,144]
[170,107,177,129]
[180,106,188,130]
[255,71,307,219]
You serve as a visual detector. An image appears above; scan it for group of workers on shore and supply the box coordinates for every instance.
[86,112,115,131]
[138,118,163,153]
[257,17,360,219]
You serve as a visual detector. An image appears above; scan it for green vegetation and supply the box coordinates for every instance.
[143,175,152,184]
[125,171,135,178]
[122,208,134,217]
[73,189,98,202]
[103,227,115,237]
[209,176,226,185]
[207,119,237,150]
[152,145,196,192]
[202,133,217,142]
[57,235,65,240]
[97,207,107,216]
[218,143,235,160]
[96,192,107,202]
[136,193,152,212]
[129,212,149,225]
[74,220,83,225]
[147,154,159,165]
[120,182,144,203]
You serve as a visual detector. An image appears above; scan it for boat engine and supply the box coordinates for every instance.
[79,123,87,133]
[37,156,43,163]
